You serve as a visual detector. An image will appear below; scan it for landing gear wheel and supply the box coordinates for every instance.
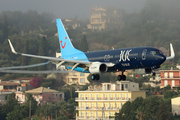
[152,72,156,76]
[95,74,100,80]
[118,75,122,81]
[117,71,126,81]
[122,75,126,81]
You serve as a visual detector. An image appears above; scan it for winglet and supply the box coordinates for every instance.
[8,39,17,54]
[166,43,175,60]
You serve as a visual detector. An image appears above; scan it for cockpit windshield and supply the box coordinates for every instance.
[150,51,162,55]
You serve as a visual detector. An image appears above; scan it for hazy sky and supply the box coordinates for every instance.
[0,0,146,19]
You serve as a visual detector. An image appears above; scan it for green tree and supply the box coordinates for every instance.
[6,105,28,120]
[164,85,171,91]
[118,101,132,120]
[79,35,89,52]
[38,36,48,70]
[164,90,178,99]
[157,101,172,120]
[141,96,161,120]
[21,40,29,66]
[2,13,8,43]
[25,93,37,115]
[131,97,144,120]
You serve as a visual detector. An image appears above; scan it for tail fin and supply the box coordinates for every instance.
[56,19,82,57]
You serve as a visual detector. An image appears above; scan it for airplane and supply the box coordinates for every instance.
[8,19,175,81]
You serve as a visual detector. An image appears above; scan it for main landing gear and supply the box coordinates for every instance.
[91,74,100,80]
[117,71,126,81]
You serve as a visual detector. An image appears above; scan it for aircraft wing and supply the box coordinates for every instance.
[8,39,91,65]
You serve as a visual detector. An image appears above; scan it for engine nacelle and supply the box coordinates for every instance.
[89,62,108,74]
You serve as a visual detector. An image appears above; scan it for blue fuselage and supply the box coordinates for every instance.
[64,46,166,73]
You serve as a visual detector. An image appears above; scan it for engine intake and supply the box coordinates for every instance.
[89,62,107,74]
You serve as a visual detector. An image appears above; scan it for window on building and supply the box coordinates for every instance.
[80,73,85,76]
[59,94,62,98]
[109,112,111,116]
[37,95,40,99]
[120,93,122,99]
[125,84,128,88]
[52,94,55,98]
[107,84,111,90]
[170,72,173,78]
[172,80,175,87]
[80,78,85,83]
[104,85,106,90]
[164,80,168,86]
[96,102,98,107]
[164,72,168,78]
[96,112,98,117]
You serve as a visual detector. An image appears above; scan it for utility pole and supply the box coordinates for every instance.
[29,100,31,120]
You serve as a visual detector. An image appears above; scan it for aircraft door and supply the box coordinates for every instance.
[142,49,147,60]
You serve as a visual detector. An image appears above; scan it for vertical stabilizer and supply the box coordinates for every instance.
[56,19,82,57]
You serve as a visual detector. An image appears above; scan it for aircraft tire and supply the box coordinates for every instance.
[152,72,156,76]
[118,75,122,81]
[122,75,126,81]
[95,74,100,80]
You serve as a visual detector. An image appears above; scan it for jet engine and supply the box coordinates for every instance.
[89,62,108,74]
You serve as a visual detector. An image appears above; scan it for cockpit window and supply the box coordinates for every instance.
[150,51,162,55]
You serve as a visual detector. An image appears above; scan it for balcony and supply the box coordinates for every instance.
[76,116,114,120]
[76,106,120,111]
[75,97,131,101]
[162,76,180,79]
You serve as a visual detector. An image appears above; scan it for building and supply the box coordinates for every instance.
[87,7,123,30]
[0,78,33,104]
[149,73,161,82]
[62,19,84,29]
[171,97,180,115]
[75,81,146,120]
[65,72,90,85]
[143,82,157,87]
[160,69,180,88]
[15,87,64,105]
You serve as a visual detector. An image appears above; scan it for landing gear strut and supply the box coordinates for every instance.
[118,71,126,81]
[91,74,100,80]
[152,72,156,76]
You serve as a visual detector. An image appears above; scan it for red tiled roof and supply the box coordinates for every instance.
[0,81,20,86]
[12,77,33,81]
